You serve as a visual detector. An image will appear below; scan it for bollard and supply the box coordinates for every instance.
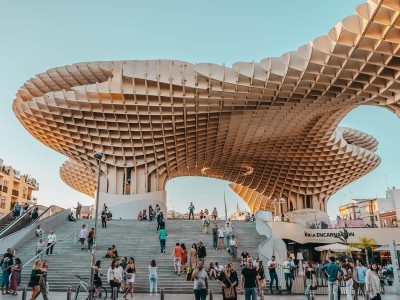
[21,286,27,300]
[66,286,71,300]
[209,289,213,300]
[160,287,165,300]
[112,287,118,300]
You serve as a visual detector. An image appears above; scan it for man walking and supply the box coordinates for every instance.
[211,224,218,249]
[101,209,107,228]
[321,256,344,300]
[197,242,207,263]
[192,261,208,300]
[355,260,367,299]
[240,258,259,300]
[157,212,165,232]
[172,242,183,275]
[268,256,281,293]
[283,256,295,293]
[75,202,82,220]
[78,224,88,250]
[188,202,195,220]
[87,227,94,252]
[159,226,167,254]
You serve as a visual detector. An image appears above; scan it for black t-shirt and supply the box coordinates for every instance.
[306,269,315,280]
[241,252,249,259]
[241,268,258,288]
[212,228,218,236]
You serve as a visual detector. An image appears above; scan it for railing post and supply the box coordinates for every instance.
[160,287,165,300]
[21,286,27,300]
[209,289,213,300]
[112,287,118,300]
[66,286,71,300]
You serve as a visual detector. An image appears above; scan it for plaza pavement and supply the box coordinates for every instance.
[12,286,400,300]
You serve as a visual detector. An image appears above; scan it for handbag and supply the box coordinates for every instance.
[223,273,236,299]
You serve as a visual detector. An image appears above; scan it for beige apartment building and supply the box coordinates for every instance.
[0,159,39,217]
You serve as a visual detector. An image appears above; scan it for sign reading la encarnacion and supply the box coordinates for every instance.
[305,231,355,238]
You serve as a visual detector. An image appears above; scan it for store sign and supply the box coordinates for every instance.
[305,231,355,238]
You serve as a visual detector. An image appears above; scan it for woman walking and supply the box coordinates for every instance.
[107,259,122,300]
[124,257,138,299]
[217,263,238,300]
[190,243,198,269]
[181,243,188,272]
[256,261,266,295]
[343,263,353,300]
[366,262,382,300]
[10,258,22,295]
[28,259,42,300]
[94,260,103,296]
[148,260,158,295]
[304,261,316,300]
[229,235,239,261]
[39,260,49,300]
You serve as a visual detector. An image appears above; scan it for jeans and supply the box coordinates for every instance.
[230,245,237,259]
[212,235,218,248]
[354,282,366,300]
[109,281,120,299]
[345,279,353,300]
[189,211,194,220]
[160,239,166,253]
[269,272,279,291]
[193,288,207,300]
[305,278,312,300]
[284,273,293,292]
[36,250,44,260]
[149,275,158,293]
[244,287,257,300]
[101,218,107,228]
[46,243,54,255]
[88,238,93,251]
[224,236,231,248]
[328,281,339,300]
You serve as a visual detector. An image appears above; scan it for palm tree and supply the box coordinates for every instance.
[350,236,376,267]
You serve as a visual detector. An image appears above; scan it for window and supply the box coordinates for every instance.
[0,198,5,209]
[3,180,8,187]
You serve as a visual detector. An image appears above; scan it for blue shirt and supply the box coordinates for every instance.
[356,265,367,284]
[321,263,343,282]
[159,229,167,240]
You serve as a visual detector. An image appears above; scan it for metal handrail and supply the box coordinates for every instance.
[0,206,36,237]
[26,205,64,227]
[23,229,77,268]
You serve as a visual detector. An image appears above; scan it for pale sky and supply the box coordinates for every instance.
[1,0,398,219]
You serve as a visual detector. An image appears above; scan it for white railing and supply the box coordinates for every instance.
[0,209,70,254]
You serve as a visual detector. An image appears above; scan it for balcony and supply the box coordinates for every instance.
[12,190,19,197]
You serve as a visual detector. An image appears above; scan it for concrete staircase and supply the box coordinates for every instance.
[15,219,265,294]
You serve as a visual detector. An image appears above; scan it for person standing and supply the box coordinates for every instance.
[13,202,21,219]
[10,258,22,296]
[78,224,88,251]
[172,243,183,275]
[211,207,218,221]
[366,262,381,300]
[229,235,239,261]
[159,226,167,254]
[321,256,344,300]
[94,260,103,295]
[101,209,107,228]
[304,261,317,300]
[124,257,138,299]
[224,223,233,250]
[35,238,46,260]
[39,260,49,300]
[148,259,158,295]
[157,212,165,232]
[267,256,281,294]
[107,259,122,300]
[75,202,82,220]
[218,263,238,300]
[31,206,39,221]
[23,203,29,214]
[190,243,198,269]
[283,256,295,293]
[355,260,368,299]
[46,231,57,255]
[192,261,208,300]
[212,224,218,250]
[188,202,195,220]
[181,244,188,272]
[28,259,42,299]
[342,263,353,300]
[87,227,94,252]
[240,259,259,300]
[218,226,225,250]
[1,257,11,295]
[197,242,207,264]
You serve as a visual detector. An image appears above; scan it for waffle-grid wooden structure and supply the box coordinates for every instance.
[13,0,400,212]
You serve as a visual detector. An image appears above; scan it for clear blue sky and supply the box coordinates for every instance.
[2,0,398,219]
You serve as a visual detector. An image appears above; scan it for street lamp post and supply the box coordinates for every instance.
[89,152,102,298]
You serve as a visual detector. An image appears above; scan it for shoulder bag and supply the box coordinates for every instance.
[223,273,236,299]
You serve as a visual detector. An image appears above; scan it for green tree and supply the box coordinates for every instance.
[337,228,350,245]
[350,236,376,267]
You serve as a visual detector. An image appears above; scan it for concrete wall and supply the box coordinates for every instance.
[268,221,400,245]
[98,190,167,219]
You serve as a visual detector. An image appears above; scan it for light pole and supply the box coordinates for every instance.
[89,152,102,298]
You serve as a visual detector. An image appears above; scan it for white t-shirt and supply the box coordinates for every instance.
[218,228,224,238]
[79,228,88,238]
[148,266,157,276]
[47,234,57,244]
[267,260,278,272]
[283,260,294,274]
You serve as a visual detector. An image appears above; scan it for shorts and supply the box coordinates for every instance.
[126,273,135,283]
[174,257,182,266]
